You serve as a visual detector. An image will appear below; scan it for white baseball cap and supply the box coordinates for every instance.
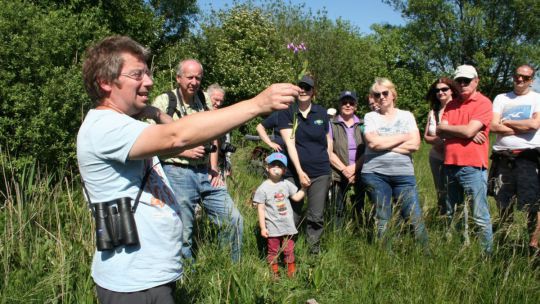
[453,65,478,79]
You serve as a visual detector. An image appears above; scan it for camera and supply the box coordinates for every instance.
[220,142,236,153]
[94,197,139,251]
[203,144,217,154]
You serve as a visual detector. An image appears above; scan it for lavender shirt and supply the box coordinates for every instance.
[329,115,361,165]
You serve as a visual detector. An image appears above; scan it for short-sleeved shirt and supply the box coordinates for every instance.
[492,90,540,150]
[361,109,418,176]
[442,92,492,168]
[152,89,213,166]
[329,114,362,165]
[277,103,330,178]
[253,179,298,237]
[261,111,286,150]
[77,109,183,292]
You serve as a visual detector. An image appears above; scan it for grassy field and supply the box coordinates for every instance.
[1,142,539,303]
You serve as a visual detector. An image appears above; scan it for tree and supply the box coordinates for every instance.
[0,1,107,171]
[149,0,199,46]
[264,0,382,109]
[384,0,540,98]
[0,0,198,172]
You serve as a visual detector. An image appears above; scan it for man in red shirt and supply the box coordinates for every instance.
[437,64,494,254]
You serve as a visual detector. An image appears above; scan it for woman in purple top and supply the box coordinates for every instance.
[329,91,366,228]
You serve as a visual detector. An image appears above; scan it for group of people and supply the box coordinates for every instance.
[255,64,540,273]
[76,34,539,303]
[424,64,540,255]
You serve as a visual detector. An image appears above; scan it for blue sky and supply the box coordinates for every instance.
[196,0,405,34]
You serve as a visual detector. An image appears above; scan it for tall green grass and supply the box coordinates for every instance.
[1,143,538,303]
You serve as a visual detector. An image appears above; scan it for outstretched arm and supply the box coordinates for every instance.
[129,83,300,160]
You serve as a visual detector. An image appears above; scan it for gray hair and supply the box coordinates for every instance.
[207,83,225,96]
[176,58,203,77]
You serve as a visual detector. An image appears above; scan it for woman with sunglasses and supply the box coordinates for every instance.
[279,75,332,255]
[361,77,428,250]
[424,78,461,216]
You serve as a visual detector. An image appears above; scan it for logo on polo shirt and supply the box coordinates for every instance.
[314,119,324,125]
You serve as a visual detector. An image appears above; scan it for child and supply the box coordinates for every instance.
[253,152,305,278]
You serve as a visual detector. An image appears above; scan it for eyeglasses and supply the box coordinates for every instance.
[434,87,450,93]
[513,74,533,82]
[299,83,313,92]
[455,78,472,86]
[372,90,390,99]
[120,68,152,81]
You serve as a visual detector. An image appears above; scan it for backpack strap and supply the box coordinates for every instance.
[166,91,178,117]
[197,90,210,111]
[166,89,207,117]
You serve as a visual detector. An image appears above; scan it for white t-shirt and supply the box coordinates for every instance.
[77,109,183,292]
[492,91,540,150]
[362,109,418,176]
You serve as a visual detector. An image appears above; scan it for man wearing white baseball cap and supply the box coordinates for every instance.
[436,64,494,254]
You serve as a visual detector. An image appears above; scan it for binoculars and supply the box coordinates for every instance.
[93,198,139,251]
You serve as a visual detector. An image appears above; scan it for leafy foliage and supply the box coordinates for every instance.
[0,0,196,172]
[0,0,107,170]
[198,5,291,103]
[2,0,538,171]
[383,0,540,98]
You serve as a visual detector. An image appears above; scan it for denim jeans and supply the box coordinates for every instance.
[163,165,243,262]
[445,165,493,253]
[361,173,428,246]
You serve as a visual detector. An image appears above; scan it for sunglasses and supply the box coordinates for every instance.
[455,78,472,86]
[299,83,313,91]
[340,100,357,106]
[513,74,533,82]
[372,90,390,99]
[434,87,450,93]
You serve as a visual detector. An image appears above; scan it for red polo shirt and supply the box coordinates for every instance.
[442,92,492,168]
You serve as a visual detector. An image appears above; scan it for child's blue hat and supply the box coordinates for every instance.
[266,152,287,167]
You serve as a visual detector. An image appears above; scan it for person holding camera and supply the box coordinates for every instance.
[152,59,243,263]
[78,36,299,303]
[206,83,236,179]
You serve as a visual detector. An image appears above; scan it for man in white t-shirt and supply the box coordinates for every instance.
[490,64,540,253]
[77,35,299,304]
